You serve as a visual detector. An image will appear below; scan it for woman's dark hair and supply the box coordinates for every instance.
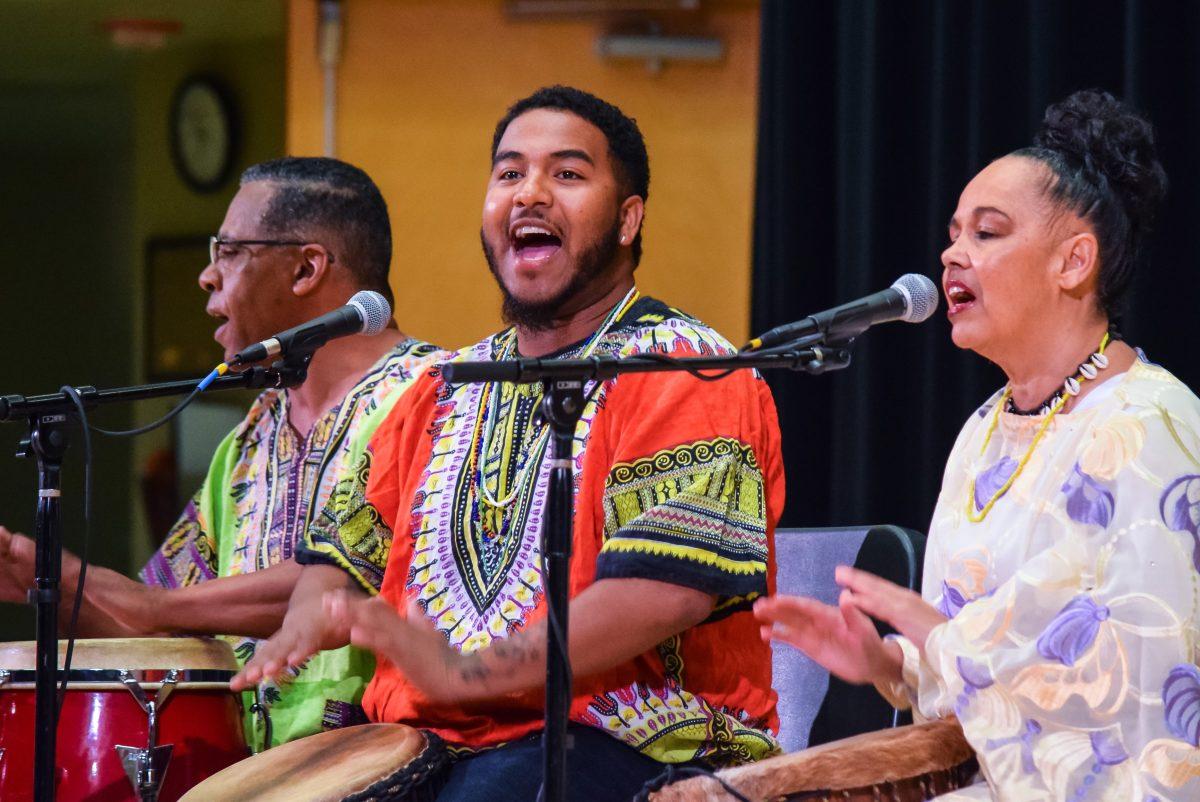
[1012,89,1168,322]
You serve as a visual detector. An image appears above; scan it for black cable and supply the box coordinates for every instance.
[52,379,205,709]
[57,386,93,712]
[634,351,740,382]
[633,764,754,802]
[86,384,203,437]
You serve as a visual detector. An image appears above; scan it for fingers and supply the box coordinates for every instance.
[835,565,903,597]
[324,590,405,662]
[232,629,315,691]
[836,566,911,624]
[754,594,830,627]
[838,588,882,639]
[754,595,840,652]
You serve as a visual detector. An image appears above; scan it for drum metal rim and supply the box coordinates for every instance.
[0,668,235,686]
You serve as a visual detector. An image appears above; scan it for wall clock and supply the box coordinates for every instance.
[170,76,237,193]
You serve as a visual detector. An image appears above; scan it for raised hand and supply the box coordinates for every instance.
[754,590,902,686]
[324,590,464,703]
[231,564,359,691]
[835,565,947,654]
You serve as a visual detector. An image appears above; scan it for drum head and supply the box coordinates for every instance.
[652,720,976,801]
[0,637,238,670]
[180,724,433,802]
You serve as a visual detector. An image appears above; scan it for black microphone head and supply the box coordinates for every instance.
[347,290,391,335]
[891,274,939,323]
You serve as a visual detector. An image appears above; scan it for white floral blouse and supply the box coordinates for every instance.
[882,357,1200,801]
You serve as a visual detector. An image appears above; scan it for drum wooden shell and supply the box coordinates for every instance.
[0,638,248,802]
[180,724,443,802]
[651,720,977,802]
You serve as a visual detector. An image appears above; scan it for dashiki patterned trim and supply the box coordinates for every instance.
[597,437,769,603]
[227,338,440,578]
[582,634,777,766]
[305,448,392,593]
[146,508,219,586]
[405,299,737,655]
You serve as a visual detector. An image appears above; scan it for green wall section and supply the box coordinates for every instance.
[0,28,284,640]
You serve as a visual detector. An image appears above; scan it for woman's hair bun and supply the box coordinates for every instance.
[1034,89,1167,231]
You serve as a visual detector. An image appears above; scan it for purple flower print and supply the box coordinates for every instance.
[1061,463,1115,528]
[957,656,994,690]
[1160,475,1200,573]
[1036,596,1109,667]
[974,457,1017,511]
[953,656,995,719]
[1089,730,1128,765]
[938,581,968,618]
[1163,664,1200,747]
[986,719,1042,775]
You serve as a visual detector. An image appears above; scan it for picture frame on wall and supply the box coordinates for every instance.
[144,236,223,380]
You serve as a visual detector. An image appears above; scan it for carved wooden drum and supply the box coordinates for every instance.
[179,723,449,802]
[651,720,978,802]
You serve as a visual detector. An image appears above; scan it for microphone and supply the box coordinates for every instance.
[231,290,392,366]
[744,273,938,350]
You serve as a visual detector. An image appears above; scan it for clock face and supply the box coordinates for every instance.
[171,78,235,192]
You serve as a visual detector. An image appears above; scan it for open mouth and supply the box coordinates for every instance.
[511,224,562,263]
[945,282,976,315]
[209,312,229,341]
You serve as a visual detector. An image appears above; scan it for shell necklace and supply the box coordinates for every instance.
[966,332,1111,523]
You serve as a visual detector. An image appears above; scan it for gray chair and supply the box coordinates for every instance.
[771,525,925,753]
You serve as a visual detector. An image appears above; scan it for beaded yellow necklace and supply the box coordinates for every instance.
[467,287,641,511]
[966,333,1111,523]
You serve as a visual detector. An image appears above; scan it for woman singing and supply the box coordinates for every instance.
[755,90,1200,801]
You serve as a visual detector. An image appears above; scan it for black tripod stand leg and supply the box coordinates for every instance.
[28,415,69,802]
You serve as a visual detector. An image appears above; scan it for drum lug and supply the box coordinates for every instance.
[0,668,9,687]
[115,668,180,802]
[115,744,174,802]
[249,685,275,753]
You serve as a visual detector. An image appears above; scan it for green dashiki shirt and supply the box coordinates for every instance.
[140,337,443,749]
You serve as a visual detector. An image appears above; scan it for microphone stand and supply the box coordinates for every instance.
[0,358,310,802]
[439,339,852,802]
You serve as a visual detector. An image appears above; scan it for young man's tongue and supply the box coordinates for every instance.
[518,241,560,262]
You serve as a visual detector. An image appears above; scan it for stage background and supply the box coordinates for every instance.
[285,0,761,347]
[2,1,1199,639]
[754,0,1200,532]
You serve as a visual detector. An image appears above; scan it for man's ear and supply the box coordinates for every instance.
[292,243,334,297]
[617,195,645,248]
[1058,231,1099,294]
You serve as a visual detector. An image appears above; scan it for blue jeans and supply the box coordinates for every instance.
[428,725,680,802]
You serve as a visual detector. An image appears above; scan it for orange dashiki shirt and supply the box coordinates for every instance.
[300,297,784,765]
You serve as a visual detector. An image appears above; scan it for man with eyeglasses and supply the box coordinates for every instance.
[0,157,444,749]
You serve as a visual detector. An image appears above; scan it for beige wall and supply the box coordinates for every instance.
[286,0,760,348]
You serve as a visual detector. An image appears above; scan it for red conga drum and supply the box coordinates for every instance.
[0,637,250,801]
[180,724,449,802]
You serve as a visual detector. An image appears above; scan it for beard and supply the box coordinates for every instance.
[481,216,622,332]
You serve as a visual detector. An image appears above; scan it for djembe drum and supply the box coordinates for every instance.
[179,723,450,802]
[651,720,978,802]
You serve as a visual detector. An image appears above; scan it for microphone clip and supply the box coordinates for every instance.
[271,349,313,388]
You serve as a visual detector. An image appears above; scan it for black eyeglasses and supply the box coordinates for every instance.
[209,236,308,265]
